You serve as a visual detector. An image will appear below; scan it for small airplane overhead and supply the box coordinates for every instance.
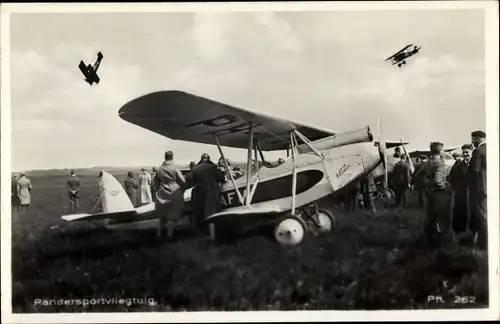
[385,44,422,68]
[78,51,103,85]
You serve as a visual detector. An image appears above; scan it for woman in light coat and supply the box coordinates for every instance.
[16,173,32,210]
[138,168,152,205]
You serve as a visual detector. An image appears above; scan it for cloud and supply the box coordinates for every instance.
[9,10,486,170]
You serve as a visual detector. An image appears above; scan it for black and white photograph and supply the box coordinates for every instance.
[1,1,499,322]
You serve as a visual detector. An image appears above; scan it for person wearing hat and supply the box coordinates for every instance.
[150,167,158,198]
[16,173,32,211]
[412,155,429,207]
[188,152,225,240]
[422,142,453,237]
[124,171,139,207]
[138,167,153,205]
[154,151,186,239]
[11,174,21,212]
[392,153,412,208]
[469,130,487,250]
[448,144,474,235]
[66,170,81,213]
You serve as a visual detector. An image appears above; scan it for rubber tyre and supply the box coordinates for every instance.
[311,209,335,234]
[274,216,306,246]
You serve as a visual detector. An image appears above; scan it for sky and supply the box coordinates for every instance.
[8,9,486,171]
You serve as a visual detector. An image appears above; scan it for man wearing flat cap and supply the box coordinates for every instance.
[469,130,487,250]
[422,142,453,237]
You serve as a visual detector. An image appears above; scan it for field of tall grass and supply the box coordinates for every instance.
[10,172,488,313]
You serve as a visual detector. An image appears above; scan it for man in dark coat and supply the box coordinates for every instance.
[11,174,20,212]
[423,142,453,237]
[448,144,473,235]
[124,171,139,207]
[468,130,487,250]
[392,154,412,208]
[186,153,225,239]
[150,167,157,198]
[412,155,428,207]
[360,177,377,215]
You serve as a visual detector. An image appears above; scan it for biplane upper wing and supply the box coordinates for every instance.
[78,61,89,77]
[385,44,413,61]
[118,91,338,151]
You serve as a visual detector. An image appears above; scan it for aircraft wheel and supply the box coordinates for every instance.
[310,209,335,235]
[274,216,306,246]
[385,189,395,200]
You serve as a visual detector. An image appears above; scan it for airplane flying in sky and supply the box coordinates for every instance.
[385,44,422,68]
[61,90,407,246]
[78,51,103,85]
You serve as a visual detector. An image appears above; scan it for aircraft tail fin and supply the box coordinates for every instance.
[99,171,135,214]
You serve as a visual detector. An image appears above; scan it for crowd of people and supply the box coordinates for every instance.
[342,130,488,251]
[10,130,488,250]
[152,152,245,240]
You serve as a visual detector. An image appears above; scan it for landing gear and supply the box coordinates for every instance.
[274,215,306,245]
[273,204,336,246]
[299,204,335,235]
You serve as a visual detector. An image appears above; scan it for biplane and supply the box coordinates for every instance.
[78,52,103,85]
[61,91,405,245]
[385,44,422,68]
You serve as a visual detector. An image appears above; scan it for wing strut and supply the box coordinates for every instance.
[290,131,299,216]
[245,123,254,206]
[214,134,245,206]
[293,129,324,159]
[399,138,415,173]
[248,142,260,204]
[293,129,336,190]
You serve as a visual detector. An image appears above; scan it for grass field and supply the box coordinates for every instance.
[11,171,489,313]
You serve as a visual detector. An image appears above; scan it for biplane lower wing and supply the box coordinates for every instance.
[118,91,338,151]
[206,204,288,221]
[61,210,137,222]
[408,146,460,158]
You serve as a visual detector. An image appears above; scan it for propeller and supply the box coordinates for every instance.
[399,138,415,173]
[377,116,389,196]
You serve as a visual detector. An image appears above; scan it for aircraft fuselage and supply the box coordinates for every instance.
[103,140,382,231]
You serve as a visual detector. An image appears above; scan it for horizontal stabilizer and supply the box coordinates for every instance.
[61,210,138,222]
